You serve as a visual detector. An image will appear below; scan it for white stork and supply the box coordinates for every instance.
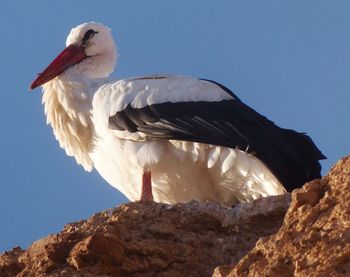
[30,22,325,206]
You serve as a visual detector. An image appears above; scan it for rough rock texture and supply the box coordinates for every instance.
[0,196,290,277]
[0,247,25,277]
[3,157,349,277]
[216,156,350,277]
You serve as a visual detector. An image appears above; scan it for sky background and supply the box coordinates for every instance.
[1,1,349,252]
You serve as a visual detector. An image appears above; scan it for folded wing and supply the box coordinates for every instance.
[106,77,326,191]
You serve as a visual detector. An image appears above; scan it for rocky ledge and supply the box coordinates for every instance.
[1,156,349,276]
[215,156,350,276]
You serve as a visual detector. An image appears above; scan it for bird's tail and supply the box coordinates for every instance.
[278,129,326,191]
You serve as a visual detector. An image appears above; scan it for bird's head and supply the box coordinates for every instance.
[30,22,117,90]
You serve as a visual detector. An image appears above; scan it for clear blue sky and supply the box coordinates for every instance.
[0,1,349,252]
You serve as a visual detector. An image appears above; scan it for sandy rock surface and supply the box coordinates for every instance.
[1,196,289,276]
[215,156,350,277]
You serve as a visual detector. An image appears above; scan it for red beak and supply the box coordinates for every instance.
[30,44,88,90]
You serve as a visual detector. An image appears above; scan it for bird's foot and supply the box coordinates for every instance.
[140,171,154,202]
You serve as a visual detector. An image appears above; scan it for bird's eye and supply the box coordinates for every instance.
[82,29,98,46]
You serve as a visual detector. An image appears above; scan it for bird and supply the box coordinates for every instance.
[30,22,326,206]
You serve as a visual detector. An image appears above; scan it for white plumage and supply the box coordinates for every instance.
[31,22,325,206]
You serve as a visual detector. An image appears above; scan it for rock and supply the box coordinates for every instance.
[4,156,349,276]
[0,247,24,277]
[0,196,290,276]
[218,156,350,276]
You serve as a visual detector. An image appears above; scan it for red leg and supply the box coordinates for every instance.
[140,171,153,202]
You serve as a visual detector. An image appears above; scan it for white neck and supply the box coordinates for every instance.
[42,77,104,171]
